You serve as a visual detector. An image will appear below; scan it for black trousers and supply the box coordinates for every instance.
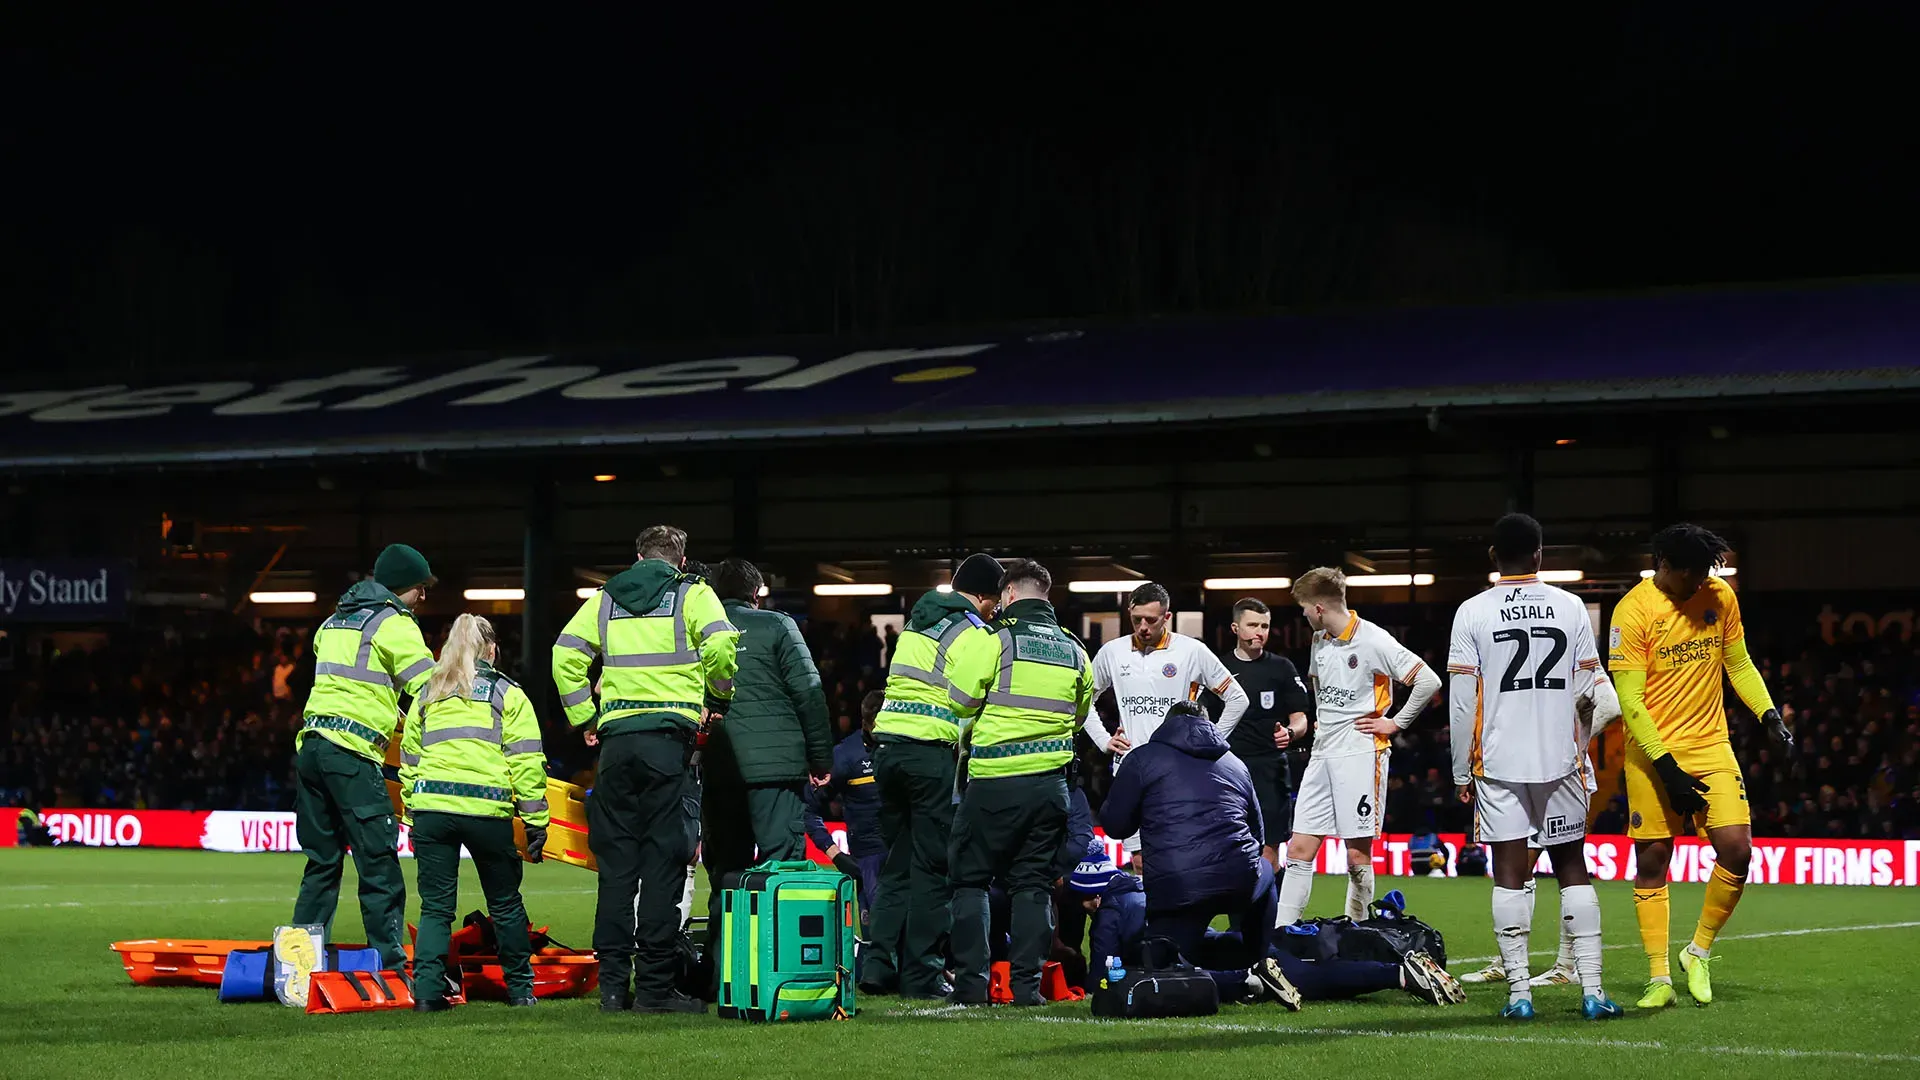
[948,771,1068,1002]
[587,730,699,1004]
[410,811,534,1002]
[867,739,957,997]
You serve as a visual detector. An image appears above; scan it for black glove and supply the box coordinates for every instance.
[524,825,548,864]
[832,852,860,879]
[1762,708,1794,750]
[1651,754,1710,816]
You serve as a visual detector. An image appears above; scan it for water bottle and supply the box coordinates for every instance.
[1106,954,1126,985]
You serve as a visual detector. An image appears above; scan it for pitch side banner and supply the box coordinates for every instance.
[9,809,1918,887]
[4,282,1917,467]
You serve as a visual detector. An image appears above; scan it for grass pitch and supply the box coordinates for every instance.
[3,848,1917,1079]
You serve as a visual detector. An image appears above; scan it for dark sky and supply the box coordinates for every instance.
[5,7,1916,378]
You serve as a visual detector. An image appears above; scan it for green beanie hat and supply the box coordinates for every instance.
[373,544,435,593]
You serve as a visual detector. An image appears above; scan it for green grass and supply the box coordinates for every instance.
[3,849,1918,1079]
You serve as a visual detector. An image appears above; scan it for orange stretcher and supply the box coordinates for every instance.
[405,918,601,1000]
[306,969,438,1014]
[111,939,392,988]
[112,939,266,988]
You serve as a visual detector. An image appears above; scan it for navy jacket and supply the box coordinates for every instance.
[805,732,883,857]
[1083,873,1148,992]
[1099,707,1264,912]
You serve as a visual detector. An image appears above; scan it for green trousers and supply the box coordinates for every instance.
[587,730,699,1005]
[409,811,534,1002]
[701,737,806,992]
[948,771,1068,1002]
[868,738,957,998]
[291,735,408,967]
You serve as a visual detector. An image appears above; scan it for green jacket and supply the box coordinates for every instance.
[966,599,1093,780]
[552,559,740,739]
[399,661,549,827]
[874,590,997,745]
[301,582,437,762]
[710,599,833,783]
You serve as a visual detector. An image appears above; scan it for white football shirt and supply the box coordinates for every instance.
[1084,631,1235,766]
[1447,575,1601,784]
[1306,612,1428,759]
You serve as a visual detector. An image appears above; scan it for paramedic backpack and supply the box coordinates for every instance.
[715,860,857,1022]
[1089,937,1219,1019]
[1278,896,1447,969]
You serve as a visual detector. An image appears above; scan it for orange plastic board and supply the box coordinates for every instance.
[112,939,268,987]
[306,969,427,1014]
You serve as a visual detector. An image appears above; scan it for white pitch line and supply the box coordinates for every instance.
[1448,920,1920,967]
[2,886,598,911]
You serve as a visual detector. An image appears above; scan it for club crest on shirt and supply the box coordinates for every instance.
[1161,662,1178,678]
[1704,609,1717,625]
[1347,654,1358,669]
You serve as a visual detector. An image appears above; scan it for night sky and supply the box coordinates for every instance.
[5,7,1916,379]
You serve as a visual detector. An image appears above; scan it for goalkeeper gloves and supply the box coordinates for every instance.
[524,825,548,864]
[1762,708,1793,750]
[1651,754,1710,816]
[831,852,860,880]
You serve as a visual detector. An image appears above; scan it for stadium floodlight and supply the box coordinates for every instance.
[1067,580,1146,594]
[593,474,616,482]
[1487,570,1585,583]
[1345,574,1436,588]
[1640,568,1736,578]
[576,586,599,600]
[936,583,954,593]
[1203,576,1292,590]
[250,591,317,604]
[464,588,525,602]
[813,583,893,597]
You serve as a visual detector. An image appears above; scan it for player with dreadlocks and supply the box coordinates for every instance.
[1607,523,1792,1009]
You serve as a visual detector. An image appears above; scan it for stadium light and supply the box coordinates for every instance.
[1067,580,1145,594]
[1203,576,1292,590]
[464,588,525,602]
[593,474,616,482]
[1345,574,1435,588]
[1639,567,1737,578]
[1487,570,1585,583]
[250,591,317,605]
[936,583,953,593]
[576,586,599,600]
[813,583,893,597]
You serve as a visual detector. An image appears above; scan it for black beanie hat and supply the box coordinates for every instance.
[950,553,1004,597]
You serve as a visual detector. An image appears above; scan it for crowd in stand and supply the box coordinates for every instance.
[7,609,1920,844]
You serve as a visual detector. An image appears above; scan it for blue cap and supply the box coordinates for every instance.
[1067,839,1121,895]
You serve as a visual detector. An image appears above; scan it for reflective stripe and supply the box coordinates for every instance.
[558,685,594,707]
[355,609,396,669]
[302,714,389,750]
[412,779,510,803]
[596,590,613,652]
[878,699,958,726]
[890,663,948,690]
[602,698,703,714]
[401,751,421,767]
[420,725,500,746]
[700,620,737,638]
[983,690,1080,714]
[516,798,549,814]
[604,650,701,667]
[949,685,984,710]
[555,633,596,656]
[314,661,394,688]
[396,657,435,687]
[969,737,1075,760]
[505,738,544,755]
[994,627,1018,693]
[710,677,734,695]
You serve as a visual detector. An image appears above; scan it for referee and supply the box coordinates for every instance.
[1208,598,1310,869]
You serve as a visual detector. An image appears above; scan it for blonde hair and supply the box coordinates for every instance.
[1291,567,1347,605]
[423,614,496,704]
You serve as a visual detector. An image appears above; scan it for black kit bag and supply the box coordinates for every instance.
[1089,937,1220,1019]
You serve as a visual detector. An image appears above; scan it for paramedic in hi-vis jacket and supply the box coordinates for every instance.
[292,543,438,969]
[400,614,549,1011]
[554,525,739,1014]
[949,559,1094,1006]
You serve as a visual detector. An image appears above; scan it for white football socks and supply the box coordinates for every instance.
[1562,883,1605,998]
[1275,859,1315,928]
[1345,863,1375,921]
[1493,886,1534,1003]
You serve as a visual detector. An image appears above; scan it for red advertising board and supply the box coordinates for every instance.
[10,809,1918,887]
